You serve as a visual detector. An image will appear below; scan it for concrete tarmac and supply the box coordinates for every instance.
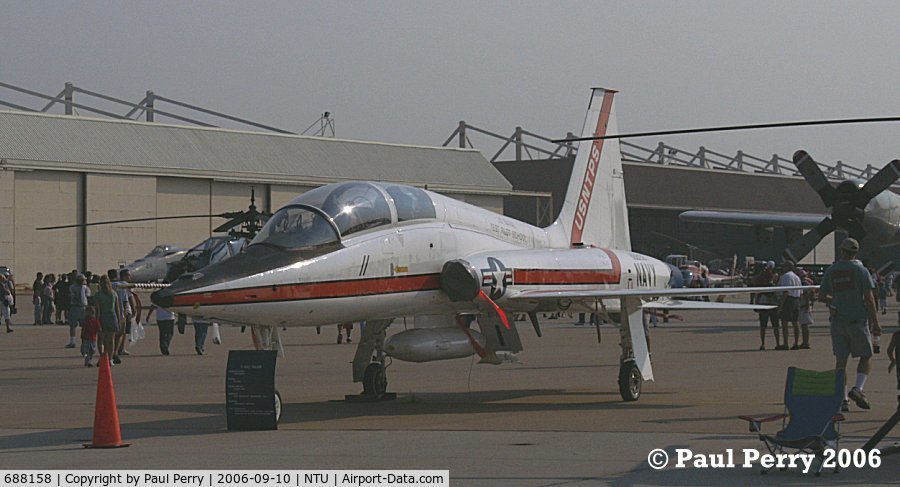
[1,306,898,485]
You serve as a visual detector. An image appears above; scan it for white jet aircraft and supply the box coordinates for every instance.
[153,88,810,402]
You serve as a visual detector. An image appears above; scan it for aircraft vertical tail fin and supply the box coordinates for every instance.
[548,88,631,250]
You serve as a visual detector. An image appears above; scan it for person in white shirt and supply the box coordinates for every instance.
[778,260,805,349]
[146,302,176,356]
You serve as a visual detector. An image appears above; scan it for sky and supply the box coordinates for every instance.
[2,1,899,171]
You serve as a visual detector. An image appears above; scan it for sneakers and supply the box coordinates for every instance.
[848,387,871,410]
[775,344,788,350]
[346,337,352,343]
[799,343,810,349]
[64,343,76,349]
[790,344,799,350]
[841,399,850,412]
[112,356,122,365]
[195,346,204,355]
[119,350,130,356]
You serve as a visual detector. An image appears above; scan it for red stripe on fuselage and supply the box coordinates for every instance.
[570,90,615,245]
[171,273,442,307]
[513,249,622,286]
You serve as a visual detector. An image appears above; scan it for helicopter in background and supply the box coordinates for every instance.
[38,189,271,283]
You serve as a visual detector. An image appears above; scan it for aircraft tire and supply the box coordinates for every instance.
[274,389,282,424]
[618,361,642,402]
[363,363,388,397]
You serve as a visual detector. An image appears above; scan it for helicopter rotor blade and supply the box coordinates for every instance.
[36,214,222,231]
[552,116,900,143]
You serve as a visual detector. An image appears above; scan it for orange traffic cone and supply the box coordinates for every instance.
[84,355,130,448]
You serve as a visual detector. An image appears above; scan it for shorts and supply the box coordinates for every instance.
[780,297,799,322]
[80,340,97,357]
[829,316,873,359]
[69,306,85,328]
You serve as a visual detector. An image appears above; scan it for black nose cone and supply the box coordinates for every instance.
[151,288,174,309]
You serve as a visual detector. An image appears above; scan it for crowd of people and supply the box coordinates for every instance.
[752,260,816,351]
[23,268,214,366]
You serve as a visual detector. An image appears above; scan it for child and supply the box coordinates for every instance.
[80,306,100,367]
[877,280,888,315]
[798,277,816,349]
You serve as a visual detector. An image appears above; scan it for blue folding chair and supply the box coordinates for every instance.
[740,367,845,475]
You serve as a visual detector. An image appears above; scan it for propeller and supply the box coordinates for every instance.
[783,151,900,262]
[37,188,272,240]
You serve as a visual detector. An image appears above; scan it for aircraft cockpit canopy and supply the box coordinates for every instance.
[251,181,437,249]
[146,244,183,257]
[250,206,340,250]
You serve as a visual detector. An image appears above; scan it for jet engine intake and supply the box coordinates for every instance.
[441,259,480,302]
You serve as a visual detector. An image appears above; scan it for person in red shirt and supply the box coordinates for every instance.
[80,306,100,367]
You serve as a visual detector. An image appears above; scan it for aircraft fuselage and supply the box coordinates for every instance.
[154,185,671,327]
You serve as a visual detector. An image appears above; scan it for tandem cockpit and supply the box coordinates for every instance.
[249,181,437,250]
[154,182,438,305]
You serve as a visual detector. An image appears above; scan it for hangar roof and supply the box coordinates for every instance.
[0,110,512,194]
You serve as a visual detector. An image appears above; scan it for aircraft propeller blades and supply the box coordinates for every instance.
[784,151,900,262]
[793,150,838,207]
[783,217,836,263]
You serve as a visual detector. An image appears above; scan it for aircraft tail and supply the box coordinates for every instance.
[548,88,631,250]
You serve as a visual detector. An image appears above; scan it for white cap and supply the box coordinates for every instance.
[766,261,775,269]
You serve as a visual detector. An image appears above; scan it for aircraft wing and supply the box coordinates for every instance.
[508,285,814,302]
[679,210,824,228]
[641,300,773,310]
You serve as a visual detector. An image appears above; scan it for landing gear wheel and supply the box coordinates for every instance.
[274,389,282,424]
[362,363,387,397]
[618,361,642,402]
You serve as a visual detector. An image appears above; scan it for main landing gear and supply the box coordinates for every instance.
[347,319,396,402]
[618,360,642,402]
[616,297,650,402]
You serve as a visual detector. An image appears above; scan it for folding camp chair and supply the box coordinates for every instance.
[740,367,846,476]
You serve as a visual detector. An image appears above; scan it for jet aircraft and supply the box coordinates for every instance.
[152,88,809,403]
[119,244,186,282]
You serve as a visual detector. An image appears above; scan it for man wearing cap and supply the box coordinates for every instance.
[819,237,882,410]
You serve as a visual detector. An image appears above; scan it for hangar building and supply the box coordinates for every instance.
[0,109,516,282]
[1,81,889,285]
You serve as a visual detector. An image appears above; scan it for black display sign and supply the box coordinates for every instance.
[226,350,278,431]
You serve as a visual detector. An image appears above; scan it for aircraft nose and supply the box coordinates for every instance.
[151,287,174,309]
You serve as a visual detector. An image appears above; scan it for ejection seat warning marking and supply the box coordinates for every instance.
[226,350,278,431]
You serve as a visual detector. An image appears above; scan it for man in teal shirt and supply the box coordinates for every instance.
[819,238,882,410]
